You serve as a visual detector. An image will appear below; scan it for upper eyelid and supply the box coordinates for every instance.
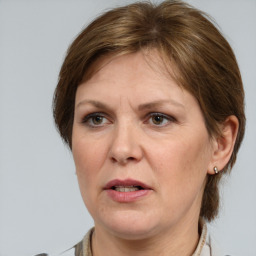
[148,112,170,117]
[81,112,109,123]
[82,112,108,118]
[147,112,176,120]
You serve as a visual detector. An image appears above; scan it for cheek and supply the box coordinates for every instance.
[149,133,211,191]
[72,134,106,199]
[72,140,103,219]
[72,130,107,172]
[149,137,211,219]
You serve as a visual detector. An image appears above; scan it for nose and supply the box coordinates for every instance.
[109,122,143,165]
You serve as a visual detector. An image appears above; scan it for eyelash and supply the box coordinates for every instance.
[81,112,110,128]
[146,113,176,126]
[81,112,176,128]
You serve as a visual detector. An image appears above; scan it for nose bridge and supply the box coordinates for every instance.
[110,117,142,164]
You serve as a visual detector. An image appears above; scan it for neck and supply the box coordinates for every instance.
[92,217,200,256]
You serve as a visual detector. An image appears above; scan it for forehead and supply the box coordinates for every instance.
[75,51,201,115]
[81,49,179,86]
[78,51,180,95]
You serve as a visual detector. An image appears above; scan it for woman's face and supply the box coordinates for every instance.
[72,52,215,239]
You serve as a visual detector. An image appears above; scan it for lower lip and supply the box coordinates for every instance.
[105,189,151,203]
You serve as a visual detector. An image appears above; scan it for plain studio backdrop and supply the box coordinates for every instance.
[0,0,255,255]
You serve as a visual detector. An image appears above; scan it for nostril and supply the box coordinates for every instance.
[111,156,117,162]
[111,156,136,164]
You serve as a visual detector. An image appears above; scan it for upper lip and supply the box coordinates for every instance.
[104,179,152,190]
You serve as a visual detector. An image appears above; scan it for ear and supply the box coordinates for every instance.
[207,115,239,175]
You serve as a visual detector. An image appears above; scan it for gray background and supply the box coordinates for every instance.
[0,0,255,255]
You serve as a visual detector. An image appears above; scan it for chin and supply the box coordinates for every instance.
[95,209,161,240]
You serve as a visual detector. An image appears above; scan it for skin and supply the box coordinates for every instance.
[72,51,237,256]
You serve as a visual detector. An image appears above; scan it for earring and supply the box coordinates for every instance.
[213,166,219,174]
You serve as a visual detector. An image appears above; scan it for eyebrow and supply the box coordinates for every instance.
[76,99,184,111]
[138,99,185,111]
[76,100,109,110]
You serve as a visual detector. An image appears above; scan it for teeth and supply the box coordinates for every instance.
[114,186,140,192]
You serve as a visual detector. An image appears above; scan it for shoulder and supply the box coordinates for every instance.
[205,229,232,256]
[33,228,93,256]
[33,248,76,256]
[33,244,79,256]
[196,219,231,256]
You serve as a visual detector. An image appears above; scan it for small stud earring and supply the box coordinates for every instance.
[213,166,219,174]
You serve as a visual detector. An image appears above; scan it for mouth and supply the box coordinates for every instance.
[104,179,152,192]
[104,179,152,202]
[111,185,144,192]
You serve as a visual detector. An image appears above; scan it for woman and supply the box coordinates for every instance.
[49,0,245,255]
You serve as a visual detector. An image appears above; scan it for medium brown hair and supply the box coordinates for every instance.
[53,0,245,221]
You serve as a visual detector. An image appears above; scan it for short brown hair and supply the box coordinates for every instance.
[53,0,245,221]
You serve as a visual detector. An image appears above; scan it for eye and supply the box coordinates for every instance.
[82,113,110,127]
[90,116,105,125]
[148,113,175,126]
